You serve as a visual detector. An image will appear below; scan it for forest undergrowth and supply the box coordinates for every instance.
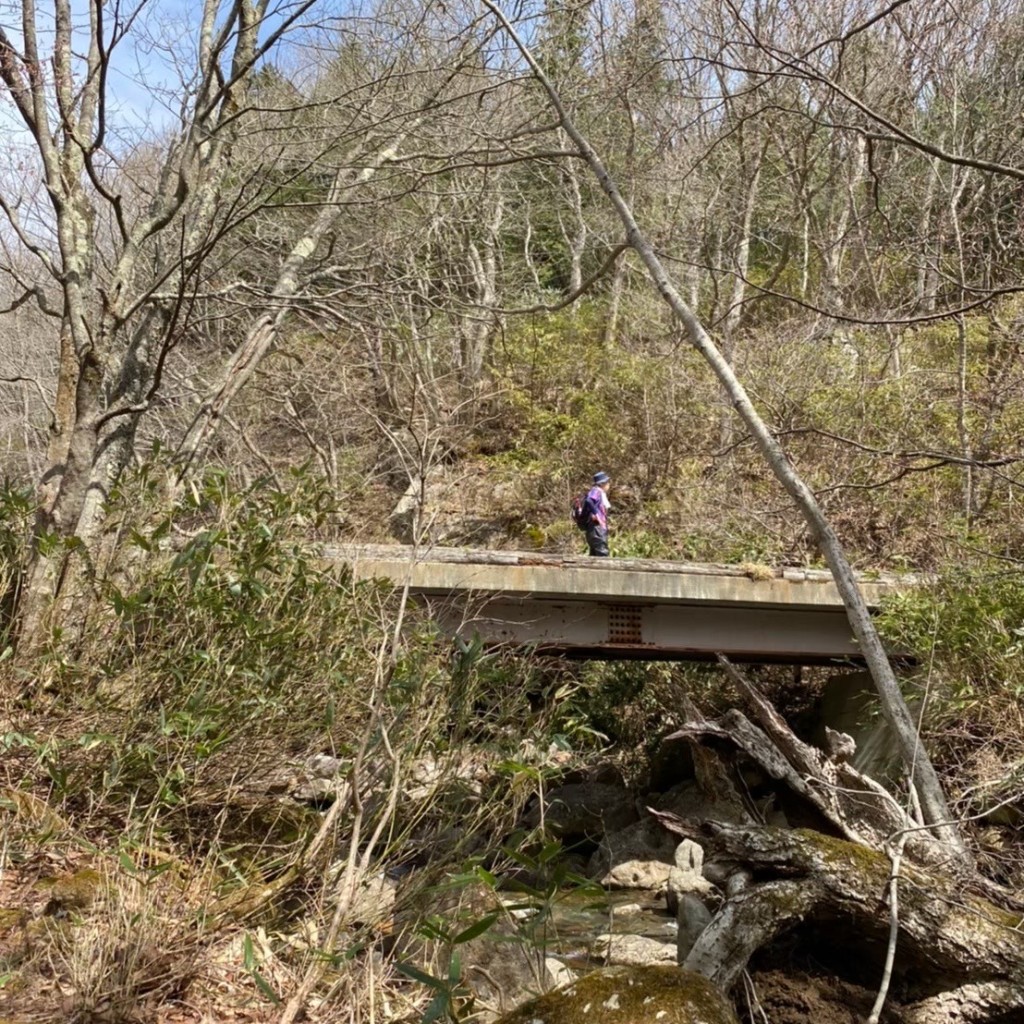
[4,259,1024,1024]
[1,454,1023,1021]
[0,471,712,1022]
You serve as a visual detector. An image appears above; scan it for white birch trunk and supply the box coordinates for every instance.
[463,193,505,385]
[560,127,588,295]
[719,142,765,448]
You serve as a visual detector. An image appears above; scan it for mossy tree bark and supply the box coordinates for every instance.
[1,0,319,657]
[680,825,1024,1023]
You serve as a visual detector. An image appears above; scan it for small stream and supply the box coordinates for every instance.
[513,888,677,968]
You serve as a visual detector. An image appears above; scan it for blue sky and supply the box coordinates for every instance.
[0,0,333,257]
[0,0,327,147]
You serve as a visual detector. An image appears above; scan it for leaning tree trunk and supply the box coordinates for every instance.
[483,0,965,861]
[16,306,170,655]
[500,664,1024,1024]
[174,74,468,477]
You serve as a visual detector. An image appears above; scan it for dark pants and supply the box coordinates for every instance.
[586,524,609,556]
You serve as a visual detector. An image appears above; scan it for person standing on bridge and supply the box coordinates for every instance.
[585,471,611,557]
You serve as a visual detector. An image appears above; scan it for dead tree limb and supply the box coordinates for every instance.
[678,825,1024,1023]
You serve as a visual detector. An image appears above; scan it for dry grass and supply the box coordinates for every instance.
[0,622,553,1024]
[44,867,196,1022]
[0,753,493,1023]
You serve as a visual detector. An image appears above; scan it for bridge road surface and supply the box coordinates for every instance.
[329,545,915,665]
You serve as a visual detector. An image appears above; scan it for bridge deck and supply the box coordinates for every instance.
[329,545,915,664]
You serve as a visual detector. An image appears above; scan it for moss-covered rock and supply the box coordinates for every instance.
[0,908,27,935]
[172,798,322,868]
[39,867,103,913]
[0,907,31,968]
[494,965,738,1024]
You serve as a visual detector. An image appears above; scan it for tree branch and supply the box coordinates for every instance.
[483,0,967,860]
[491,244,629,314]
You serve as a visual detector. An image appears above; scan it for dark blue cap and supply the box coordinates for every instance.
[593,471,610,485]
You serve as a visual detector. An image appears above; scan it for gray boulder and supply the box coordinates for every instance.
[594,932,676,966]
[675,893,714,962]
[527,782,638,839]
[665,839,714,916]
[458,922,571,1018]
[396,882,571,1021]
[588,817,677,890]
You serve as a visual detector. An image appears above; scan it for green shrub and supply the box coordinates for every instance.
[0,478,32,650]
[0,471,405,859]
[876,569,1024,822]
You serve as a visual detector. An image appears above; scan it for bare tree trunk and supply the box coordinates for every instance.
[4,0,325,654]
[800,209,811,299]
[915,155,942,315]
[719,140,765,448]
[602,253,626,347]
[18,303,170,650]
[463,192,505,386]
[483,0,966,861]
[560,128,587,296]
[947,166,975,524]
[175,134,418,476]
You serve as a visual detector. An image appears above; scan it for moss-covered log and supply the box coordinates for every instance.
[668,658,952,867]
[682,825,1024,1022]
[642,667,1024,1022]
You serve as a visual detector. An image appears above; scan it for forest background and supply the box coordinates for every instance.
[3,0,1024,1021]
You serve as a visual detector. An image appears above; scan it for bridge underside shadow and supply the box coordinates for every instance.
[425,596,910,667]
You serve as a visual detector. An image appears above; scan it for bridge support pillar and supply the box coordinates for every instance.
[815,670,917,783]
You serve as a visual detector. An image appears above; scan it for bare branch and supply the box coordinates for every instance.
[492,243,629,314]
[722,0,1024,182]
[483,0,967,860]
[0,376,56,418]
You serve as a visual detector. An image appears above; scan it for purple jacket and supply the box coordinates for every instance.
[586,485,609,529]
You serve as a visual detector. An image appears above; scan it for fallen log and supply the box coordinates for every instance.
[645,661,1024,1022]
[677,824,1024,1023]
[500,659,1024,1023]
[670,656,953,867]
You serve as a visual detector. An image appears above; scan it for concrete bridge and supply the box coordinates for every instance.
[331,545,916,665]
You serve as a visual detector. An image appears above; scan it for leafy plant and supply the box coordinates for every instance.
[876,569,1024,839]
[0,478,32,649]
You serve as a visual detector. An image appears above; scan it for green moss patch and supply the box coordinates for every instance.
[496,965,738,1024]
